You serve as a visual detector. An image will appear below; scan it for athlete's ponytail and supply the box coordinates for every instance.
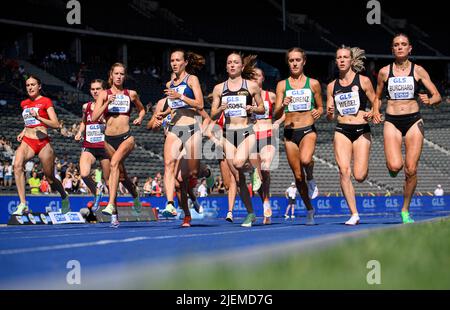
[338,45,366,73]
[171,49,205,75]
[108,63,126,87]
[186,52,205,74]
[242,54,258,80]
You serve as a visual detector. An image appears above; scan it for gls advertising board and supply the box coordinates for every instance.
[1,195,449,223]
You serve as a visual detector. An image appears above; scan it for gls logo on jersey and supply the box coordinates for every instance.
[393,77,409,83]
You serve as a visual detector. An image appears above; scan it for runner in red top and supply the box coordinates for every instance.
[75,79,110,210]
[252,68,285,225]
[13,75,70,216]
[92,63,146,228]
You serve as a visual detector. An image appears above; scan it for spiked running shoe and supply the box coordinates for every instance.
[345,214,360,226]
[306,209,316,226]
[401,211,415,224]
[61,194,71,214]
[307,179,319,199]
[13,203,28,216]
[241,213,256,227]
[102,203,116,216]
[251,169,262,192]
[226,211,233,222]
[181,215,192,228]
[132,196,142,214]
[110,214,120,228]
[162,202,177,218]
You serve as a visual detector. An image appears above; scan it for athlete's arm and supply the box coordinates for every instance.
[31,106,60,129]
[274,80,287,120]
[92,90,111,122]
[164,75,204,110]
[75,103,87,141]
[17,128,26,142]
[310,78,323,120]
[146,98,165,130]
[248,80,265,114]
[373,66,388,124]
[360,75,377,121]
[130,90,146,126]
[326,81,335,121]
[416,65,442,106]
[210,83,225,120]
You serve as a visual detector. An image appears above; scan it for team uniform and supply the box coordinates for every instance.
[82,101,107,159]
[103,88,133,150]
[166,74,200,145]
[21,96,52,154]
[283,77,317,145]
[332,73,371,142]
[221,79,254,148]
[254,90,274,152]
[384,63,423,136]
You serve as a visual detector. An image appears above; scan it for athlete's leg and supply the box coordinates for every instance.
[13,142,35,205]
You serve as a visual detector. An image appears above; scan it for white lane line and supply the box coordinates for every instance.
[0,226,294,255]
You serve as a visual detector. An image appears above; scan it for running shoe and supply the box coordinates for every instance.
[263,201,272,218]
[263,201,272,225]
[132,196,142,214]
[307,179,319,199]
[192,199,203,214]
[291,215,296,219]
[306,209,315,226]
[241,213,256,227]
[13,202,28,216]
[92,186,103,211]
[181,215,192,228]
[226,211,233,222]
[61,194,71,214]
[205,167,215,189]
[110,214,120,228]
[401,211,415,224]
[284,214,290,219]
[389,170,399,178]
[251,169,262,192]
[162,202,177,218]
[102,203,116,216]
[345,214,360,226]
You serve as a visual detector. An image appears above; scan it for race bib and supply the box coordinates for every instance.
[388,76,415,100]
[167,85,189,109]
[108,94,130,113]
[85,124,105,143]
[22,108,41,127]
[254,100,270,120]
[224,95,247,117]
[334,91,361,116]
[286,89,312,112]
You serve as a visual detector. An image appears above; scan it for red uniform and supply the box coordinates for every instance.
[20,96,52,154]
[103,89,132,117]
[83,102,105,149]
[255,90,274,141]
